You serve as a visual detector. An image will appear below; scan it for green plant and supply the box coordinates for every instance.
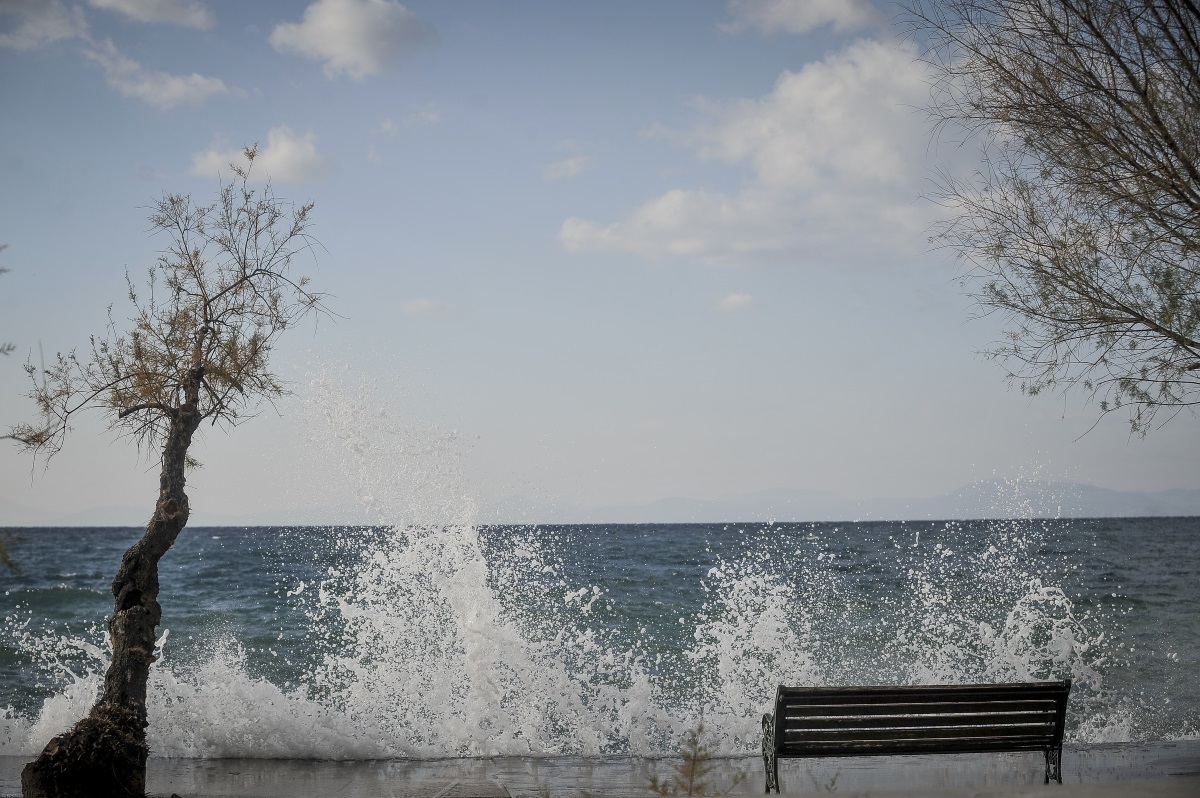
[649,723,714,796]
[648,723,746,796]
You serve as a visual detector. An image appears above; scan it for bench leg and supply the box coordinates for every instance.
[762,713,778,793]
[1045,746,1063,784]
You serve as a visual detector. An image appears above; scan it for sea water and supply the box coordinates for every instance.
[0,378,1197,765]
[0,517,1197,761]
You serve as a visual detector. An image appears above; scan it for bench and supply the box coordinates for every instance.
[761,680,1071,793]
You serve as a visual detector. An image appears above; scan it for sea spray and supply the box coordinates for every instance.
[688,554,820,752]
[293,377,668,755]
[297,523,662,756]
[0,378,1189,757]
[0,522,1169,756]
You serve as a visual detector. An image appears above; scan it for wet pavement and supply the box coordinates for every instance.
[1,740,1198,797]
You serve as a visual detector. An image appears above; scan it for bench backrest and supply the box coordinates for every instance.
[772,681,1071,758]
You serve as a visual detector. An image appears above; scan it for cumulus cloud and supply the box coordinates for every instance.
[560,38,936,265]
[720,0,879,35]
[561,188,798,260]
[269,0,435,79]
[404,105,441,126]
[3,1,230,110]
[191,126,334,184]
[400,298,447,316]
[543,155,591,181]
[717,292,757,312]
[87,0,215,29]
[83,38,233,109]
[687,38,928,189]
[0,0,88,50]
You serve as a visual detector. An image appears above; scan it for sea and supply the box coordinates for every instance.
[1,515,1197,769]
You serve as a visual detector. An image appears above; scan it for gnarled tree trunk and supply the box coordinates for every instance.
[22,406,199,798]
[9,150,322,798]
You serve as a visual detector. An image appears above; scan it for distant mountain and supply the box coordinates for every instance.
[1,503,149,527]
[482,480,1200,524]
[0,501,370,528]
[7,481,1198,527]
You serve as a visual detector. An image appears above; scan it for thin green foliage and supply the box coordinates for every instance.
[8,146,326,460]
[908,0,1200,434]
[648,723,744,796]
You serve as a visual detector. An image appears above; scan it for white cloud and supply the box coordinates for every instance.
[269,0,435,80]
[717,292,757,312]
[87,0,214,29]
[720,0,879,35]
[562,188,799,261]
[687,38,928,189]
[404,106,440,127]
[560,38,936,265]
[0,0,88,50]
[543,155,591,181]
[191,126,334,184]
[400,298,447,316]
[3,5,230,108]
[82,38,234,109]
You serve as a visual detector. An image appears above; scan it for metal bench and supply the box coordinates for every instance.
[761,680,1071,792]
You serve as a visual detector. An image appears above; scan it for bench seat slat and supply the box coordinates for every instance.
[778,737,1058,756]
[780,699,1057,716]
[780,711,1056,729]
[785,723,1055,742]
[785,721,1056,734]
[778,684,1068,699]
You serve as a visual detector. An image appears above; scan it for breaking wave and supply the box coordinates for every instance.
[0,378,1179,758]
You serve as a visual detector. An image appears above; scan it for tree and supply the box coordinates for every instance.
[8,147,325,798]
[910,0,1200,433]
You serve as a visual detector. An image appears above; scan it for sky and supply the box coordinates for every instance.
[1,0,1198,526]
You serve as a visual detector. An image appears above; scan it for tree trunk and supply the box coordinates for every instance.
[22,408,198,798]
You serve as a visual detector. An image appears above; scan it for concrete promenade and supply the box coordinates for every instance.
[1,740,1197,797]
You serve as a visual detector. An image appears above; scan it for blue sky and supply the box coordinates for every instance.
[2,0,1197,525]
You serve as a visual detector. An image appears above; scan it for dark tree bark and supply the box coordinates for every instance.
[9,148,323,798]
[907,0,1200,432]
[22,401,200,798]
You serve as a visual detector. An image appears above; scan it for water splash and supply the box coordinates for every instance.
[0,381,1175,758]
[880,517,1119,741]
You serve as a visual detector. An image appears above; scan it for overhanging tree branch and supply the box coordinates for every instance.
[909,0,1200,434]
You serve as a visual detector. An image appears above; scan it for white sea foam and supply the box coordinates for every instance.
[0,378,1167,758]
